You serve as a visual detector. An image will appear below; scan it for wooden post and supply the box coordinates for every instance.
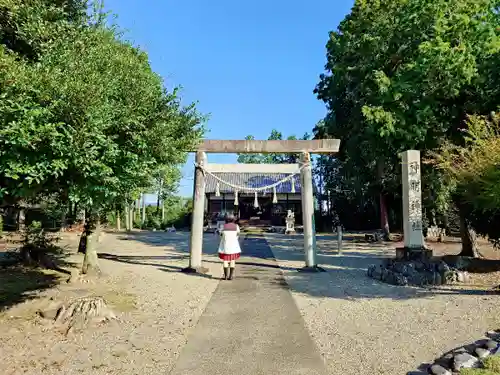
[184,151,208,273]
[301,152,317,269]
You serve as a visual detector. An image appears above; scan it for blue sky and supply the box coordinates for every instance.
[103,0,354,199]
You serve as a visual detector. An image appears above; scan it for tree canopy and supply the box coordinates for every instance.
[314,0,500,242]
[0,0,205,271]
[0,0,204,209]
[237,129,310,164]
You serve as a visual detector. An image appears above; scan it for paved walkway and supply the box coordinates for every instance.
[170,235,328,375]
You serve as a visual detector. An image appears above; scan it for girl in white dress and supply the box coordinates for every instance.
[218,214,242,280]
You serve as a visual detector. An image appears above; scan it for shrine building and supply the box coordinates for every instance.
[204,164,303,227]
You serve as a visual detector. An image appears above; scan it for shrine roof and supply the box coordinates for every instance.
[205,173,302,194]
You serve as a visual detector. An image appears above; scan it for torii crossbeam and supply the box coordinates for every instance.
[184,139,340,274]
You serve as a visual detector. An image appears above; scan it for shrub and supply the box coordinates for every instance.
[432,113,500,247]
[146,216,161,230]
[20,220,60,265]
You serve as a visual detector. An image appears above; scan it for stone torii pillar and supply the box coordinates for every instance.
[300,152,317,268]
[183,151,208,273]
[184,139,340,274]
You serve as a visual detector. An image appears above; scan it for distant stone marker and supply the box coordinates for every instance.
[400,150,425,250]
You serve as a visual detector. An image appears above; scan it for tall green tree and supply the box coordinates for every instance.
[315,0,500,250]
[0,1,204,271]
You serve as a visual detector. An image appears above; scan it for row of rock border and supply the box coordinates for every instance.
[367,257,469,287]
[409,330,500,374]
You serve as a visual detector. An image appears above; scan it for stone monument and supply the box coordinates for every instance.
[285,210,295,234]
[398,150,430,260]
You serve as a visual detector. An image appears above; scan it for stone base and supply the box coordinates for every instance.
[181,266,210,275]
[298,266,327,273]
[395,247,433,261]
[367,256,469,287]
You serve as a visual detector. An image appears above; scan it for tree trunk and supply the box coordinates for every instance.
[17,206,26,232]
[20,247,34,265]
[124,205,130,231]
[141,193,146,226]
[377,159,390,240]
[78,216,89,254]
[60,209,67,232]
[459,210,480,257]
[59,191,69,231]
[442,214,451,236]
[161,201,165,222]
[82,216,101,275]
[73,202,79,225]
[379,194,390,240]
[95,215,101,243]
[116,211,121,231]
[67,201,74,226]
[129,203,134,231]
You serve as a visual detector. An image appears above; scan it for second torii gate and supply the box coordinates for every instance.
[183,139,340,273]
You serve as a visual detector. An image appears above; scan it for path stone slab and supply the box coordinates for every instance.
[170,236,328,375]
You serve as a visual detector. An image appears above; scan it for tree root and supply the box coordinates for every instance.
[38,296,118,335]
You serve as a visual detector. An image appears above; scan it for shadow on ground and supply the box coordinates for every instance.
[0,265,63,312]
[98,232,220,280]
[264,235,498,301]
[0,243,77,312]
[100,231,499,301]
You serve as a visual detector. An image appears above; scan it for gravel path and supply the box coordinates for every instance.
[171,235,328,375]
[1,231,222,375]
[265,234,500,375]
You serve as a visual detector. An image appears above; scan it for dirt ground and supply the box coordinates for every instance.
[0,231,223,375]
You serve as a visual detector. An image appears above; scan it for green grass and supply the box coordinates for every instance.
[461,356,500,375]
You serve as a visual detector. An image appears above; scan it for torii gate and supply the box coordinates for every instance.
[183,139,340,273]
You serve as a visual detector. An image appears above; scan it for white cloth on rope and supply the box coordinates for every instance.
[194,161,308,193]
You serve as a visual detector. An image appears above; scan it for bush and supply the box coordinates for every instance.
[20,220,60,265]
[432,113,500,247]
[22,221,58,251]
[146,216,161,230]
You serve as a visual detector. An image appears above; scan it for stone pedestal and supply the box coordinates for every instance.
[396,247,433,262]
